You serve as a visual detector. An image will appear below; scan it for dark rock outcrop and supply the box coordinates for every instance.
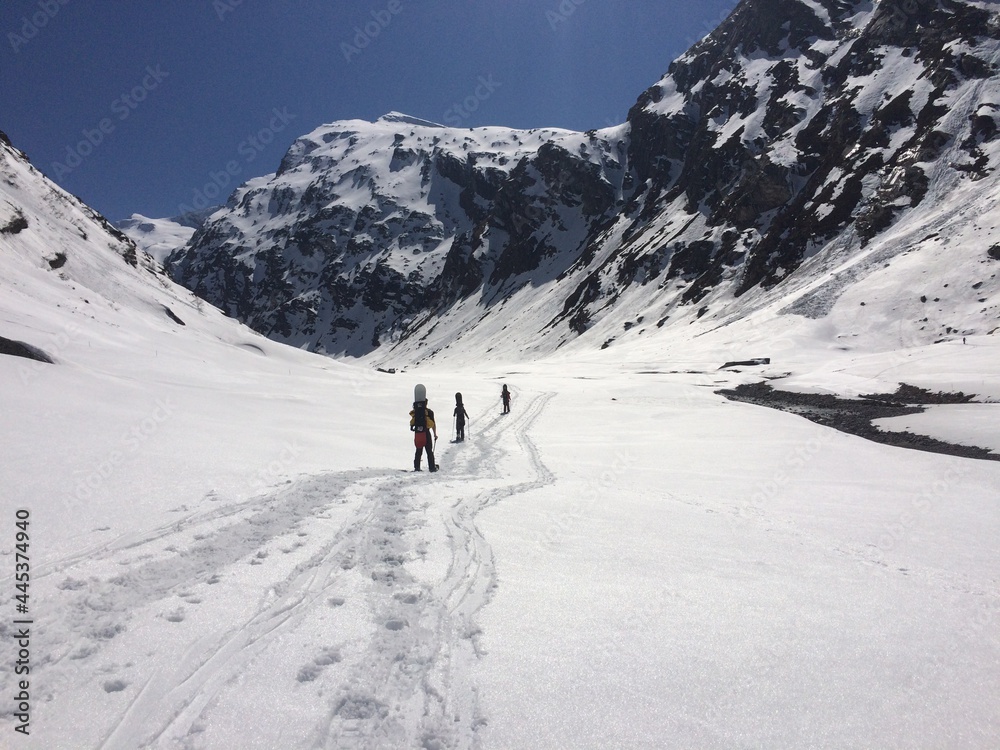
[165,1,1000,360]
[0,335,54,363]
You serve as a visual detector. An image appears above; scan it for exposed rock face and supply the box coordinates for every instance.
[613,0,999,300]
[168,115,626,356]
[166,0,1000,361]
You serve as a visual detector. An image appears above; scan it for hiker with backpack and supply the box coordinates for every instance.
[500,384,512,414]
[410,384,438,472]
[453,392,469,442]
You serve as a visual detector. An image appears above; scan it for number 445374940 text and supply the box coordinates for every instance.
[13,509,32,737]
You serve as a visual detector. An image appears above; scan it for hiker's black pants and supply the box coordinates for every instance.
[414,438,435,469]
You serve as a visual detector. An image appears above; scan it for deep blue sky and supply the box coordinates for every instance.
[2,1,738,221]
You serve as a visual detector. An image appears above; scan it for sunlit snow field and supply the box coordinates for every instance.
[2,113,999,748]
[2,291,998,748]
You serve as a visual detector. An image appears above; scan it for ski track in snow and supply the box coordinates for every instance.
[315,390,554,750]
[14,391,554,750]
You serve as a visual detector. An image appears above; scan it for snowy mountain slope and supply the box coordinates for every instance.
[167,113,627,357]
[117,209,216,264]
[0,127,399,550]
[164,0,1000,365]
[0,131,211,371]
[2,126,1000,748]
[580,0,1000,346]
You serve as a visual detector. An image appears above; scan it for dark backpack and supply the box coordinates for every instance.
[412,403,427,432]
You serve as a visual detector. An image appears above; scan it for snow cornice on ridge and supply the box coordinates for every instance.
[376,112,446,128]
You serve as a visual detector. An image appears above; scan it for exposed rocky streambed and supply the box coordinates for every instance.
[718,382,999,462]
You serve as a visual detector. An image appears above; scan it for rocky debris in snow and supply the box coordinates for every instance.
[719,357,771,369]
[0,334,54,363]
[718,381,998,461]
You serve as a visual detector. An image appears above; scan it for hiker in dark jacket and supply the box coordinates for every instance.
[453,393,469,442]
[410,399,438,471]
[500,384,512,414]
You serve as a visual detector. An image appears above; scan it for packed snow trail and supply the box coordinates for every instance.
[314,391,554,749]
[12,391,554,750]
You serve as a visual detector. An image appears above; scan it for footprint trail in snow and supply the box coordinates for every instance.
[8,391,554,750]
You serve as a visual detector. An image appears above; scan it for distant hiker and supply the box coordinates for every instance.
[410,383,438,472]
[454,392,469,442]
[500,384,512,414]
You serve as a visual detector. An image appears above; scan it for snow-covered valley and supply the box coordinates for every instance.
[3,0,1000,744]
[2,295,999,748]
[2,132,999,744]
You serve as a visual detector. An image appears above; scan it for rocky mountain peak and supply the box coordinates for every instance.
[164,0,1000,363]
